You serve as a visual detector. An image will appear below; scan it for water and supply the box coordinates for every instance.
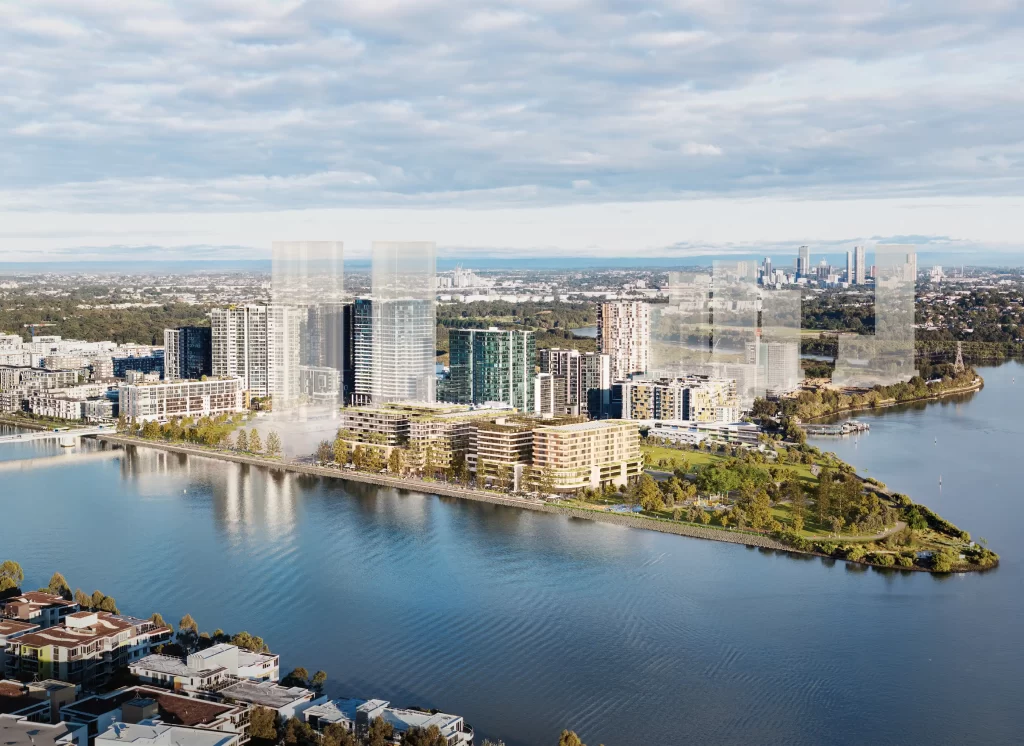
[2,364,1023,745]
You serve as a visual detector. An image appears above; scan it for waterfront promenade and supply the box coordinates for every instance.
[96,434,793,552]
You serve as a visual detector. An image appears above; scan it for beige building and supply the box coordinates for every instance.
[119,377,245,422]
[532,420,642,493]
[597,301,650,381]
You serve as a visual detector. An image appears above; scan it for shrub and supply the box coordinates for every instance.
[868,552,896,567]
[896,555,915,568]
[844,545,866,562]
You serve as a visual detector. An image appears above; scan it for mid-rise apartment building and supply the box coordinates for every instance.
[119,378,245,422]
[532,420,642,493]
[447,328,535,412]
[4,612,172,687]
[352,298,436,405]
[597,301,650,381]
[1,593,79,630]
[616,377,739,423]
[538,348,612,417]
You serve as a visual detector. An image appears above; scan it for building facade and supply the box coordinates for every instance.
[164,327,213,382]
[597,301,650,381]
[447,328,535,412]
[532,420,642,493]
[119,378,245,422]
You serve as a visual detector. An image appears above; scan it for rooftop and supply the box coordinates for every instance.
[14,613,133,649]
[382,707,463,734]
[536,419,635,433]
[218,680,312,710]
[0,683,39,716]
[302,698,364,725]
[131,654,225,679]
[96,722,238,746]
[0,714,76,746]
[0,620,37,636]
[64,687,236,728]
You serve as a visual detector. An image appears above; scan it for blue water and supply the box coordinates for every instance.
[1,363,1022,745]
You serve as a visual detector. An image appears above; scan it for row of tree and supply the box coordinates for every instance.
[0,562,120,613]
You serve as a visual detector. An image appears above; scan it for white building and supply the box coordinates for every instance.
[119,378,244,422]
[216,681,325,721]
[0,714,85,746]
[304,698,473,746]
[597,301,650,381]
[211,306,300,402]
[650,420,762,448]
[96,721,241,746]
[186,644,278,683]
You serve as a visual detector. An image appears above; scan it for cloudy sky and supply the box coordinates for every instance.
[2,0,1023,262]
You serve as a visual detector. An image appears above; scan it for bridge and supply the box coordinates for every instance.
[0,426,113,447]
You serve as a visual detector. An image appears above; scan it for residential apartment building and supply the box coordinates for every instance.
[532,420,642,493]
[215,681,325,721]
[615,377,739,423]
[119,378,245,422]
[597,301,650,381]
[447,328,536,412]
[62,685,249,743]
[0,714,85,746]
[533,373,560,417]
[4,612,171,687]
[0,679,79,725]
[853,245,867,285]
[1,593,79,629]
[650,420,762,448]
[112,354,164,380]
[304,697,473,746]
[0,622,38,674]
[538,348,612,417]
[744,341,801,395]
[471,417,537,492]
[338,401,514,473]
[96,721,242,746]
[211,306,300,403]
[164,327,213,382]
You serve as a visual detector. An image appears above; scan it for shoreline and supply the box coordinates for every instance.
[803,377,984,423]
[95,434,990,574]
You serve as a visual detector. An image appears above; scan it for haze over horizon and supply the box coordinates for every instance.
[2,1,1023,262]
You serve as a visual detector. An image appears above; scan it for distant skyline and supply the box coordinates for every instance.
[2,1,1023,261]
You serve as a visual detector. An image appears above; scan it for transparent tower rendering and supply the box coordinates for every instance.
[271,241,345,416]
[758,288,802,394]
[369,241,437,404]
[649,271,713,377]
[709,260,763,405]
[835,245,917,387]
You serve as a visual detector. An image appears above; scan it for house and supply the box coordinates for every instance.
[130,645,279,694]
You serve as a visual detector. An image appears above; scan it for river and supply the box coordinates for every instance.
[1,362,1022,746]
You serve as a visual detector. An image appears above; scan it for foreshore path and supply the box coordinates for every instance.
[96,434,793,552]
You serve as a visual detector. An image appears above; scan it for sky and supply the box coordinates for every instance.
[2,0,1024,263]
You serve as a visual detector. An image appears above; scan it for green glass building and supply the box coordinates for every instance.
[447,328,536,413]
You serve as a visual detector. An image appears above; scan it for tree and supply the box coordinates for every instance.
[559,731,585,746]
[402,725,446,746]
[178,614,199,652]
[282,667,310,687]
[266,431,282,458]
[249,706,279,741]
[98,595,119,614]
[333,437,350,465]
[932,548,958,573]
[323,723,356,746]
[388,448,403,474]
[749,490,772,530]
[316,440,333,464]
[150,612,167,627]
[636,474,665,511]
[235,429,249,452]
[74,588,90,609]
[0,560,24,593]
[423,444,437,480]
[495,462,512,492]
[231,631,270,653]
[283,718,313,746]
[249,429,263,454]
[310,670,327,693]
[90,590,105,610]
[47,571,72,600]
[366,717,394,746]
[699,510,712,525]
[539,466,556,495]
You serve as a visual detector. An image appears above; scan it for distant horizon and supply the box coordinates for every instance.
[1,250,1022,275]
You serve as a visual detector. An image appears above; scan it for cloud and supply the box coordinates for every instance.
[1,0,1023,256]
